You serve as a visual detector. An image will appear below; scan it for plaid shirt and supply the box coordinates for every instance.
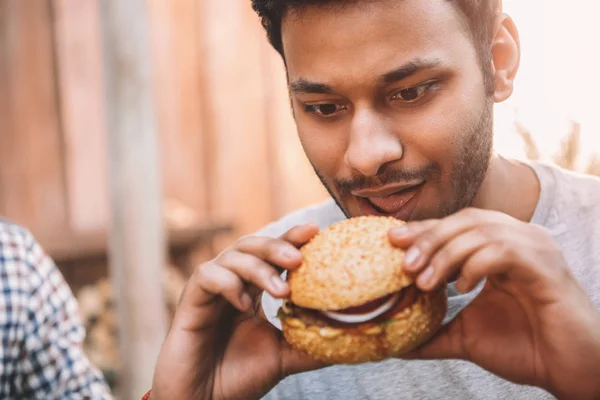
[0,220,113,399]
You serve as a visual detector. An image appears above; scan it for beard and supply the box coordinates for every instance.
[306,101,494,221]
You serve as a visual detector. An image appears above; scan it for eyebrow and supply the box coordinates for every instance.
[380,58,443,85]
[289,58,443,94]
[289,79,334,94]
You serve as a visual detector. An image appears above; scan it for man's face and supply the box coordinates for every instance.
[281,0,494,221]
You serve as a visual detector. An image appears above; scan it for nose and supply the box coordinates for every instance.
[344,108,403,177]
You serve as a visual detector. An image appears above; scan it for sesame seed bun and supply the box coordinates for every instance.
[281,216,448,364]
[289,216,413,310]
[281,286,446,364]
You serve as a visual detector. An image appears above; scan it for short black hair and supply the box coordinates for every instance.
[252,0,501,92]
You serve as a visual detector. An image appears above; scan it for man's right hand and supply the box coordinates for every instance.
[150,223,324,400]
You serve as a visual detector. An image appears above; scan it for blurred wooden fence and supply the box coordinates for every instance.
[0,0,328,270]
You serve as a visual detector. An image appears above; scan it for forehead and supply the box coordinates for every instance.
[281,0,474,84]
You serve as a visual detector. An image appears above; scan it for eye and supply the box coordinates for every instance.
[391,82,434,103]
[303,103,347,117]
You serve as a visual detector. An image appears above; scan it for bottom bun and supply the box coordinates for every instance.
[281,286,447,364]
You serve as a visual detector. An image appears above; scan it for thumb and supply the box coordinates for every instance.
[279,340,328,377]
[398,319,465,361]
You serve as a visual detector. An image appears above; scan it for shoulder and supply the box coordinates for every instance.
[253,199,346,238]
[528,161,600,263]
[0,219,38,275]
[531,161,600,215]
[0,219,61,295]
[0,218,35,248]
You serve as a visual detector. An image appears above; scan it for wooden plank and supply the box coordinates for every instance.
[0,1,10,214]
[43,222,233,264]
[148,0,208,218]
[198,0,274,247]
[99,1,167,398]
[0,0,68,236]
[51,0,109,233]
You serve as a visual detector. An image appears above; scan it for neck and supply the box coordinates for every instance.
[470,153,541,222]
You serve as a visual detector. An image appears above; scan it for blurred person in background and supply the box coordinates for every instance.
[0,220,112,399]
[147,0,600,399]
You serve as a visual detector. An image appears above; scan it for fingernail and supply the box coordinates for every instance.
[271,275,288,292]
[417,266,435,287]
[240,293,252,310]
[404,247,421,266]
[391,225,409,236]
[282,249,299,260]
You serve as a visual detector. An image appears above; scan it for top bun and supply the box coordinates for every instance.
[289,216,413,310]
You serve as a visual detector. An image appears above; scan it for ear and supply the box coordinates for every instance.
[491,14,520,103]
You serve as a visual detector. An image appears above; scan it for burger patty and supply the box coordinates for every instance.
[279,286,419,328]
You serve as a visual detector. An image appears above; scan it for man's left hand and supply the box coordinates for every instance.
[389,208,600,400]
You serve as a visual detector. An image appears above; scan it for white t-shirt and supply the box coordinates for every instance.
[258,161,600,400]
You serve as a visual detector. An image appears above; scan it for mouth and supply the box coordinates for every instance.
[354,181,425,221]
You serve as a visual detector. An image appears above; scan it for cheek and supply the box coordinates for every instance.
[398,81,485,168]
[297,124,347,178]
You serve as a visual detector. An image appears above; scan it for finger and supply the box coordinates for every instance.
[196,262,251,311]
[279,222,320,247]
[401,208,504,274]
[415,227,489,291]
[234,236,304,271]
[397,319,464,361]
[280,339,328,376]
[219,250,290,298]
[388,219,438,248]
[455,241,516,293]
[453,223,567,295]
[173,262,250,332]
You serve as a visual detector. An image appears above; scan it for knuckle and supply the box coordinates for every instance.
[235,235,259,249]
[194,262,211,282]
[263,238,284,258]
[194,263,219,288]
[430,248,451,270]
[222,251,270,281]
[473,224,494,241]
[255,264,275,282]
[247,256,269,276]
[285,224,303,236]
[529,223,553,242]
[413,219,436,232]
[216,249,237,265]
[417,234,436,252]
[194,262,242,295]
[459,263,474,282]
[463,207,484,223]
[459,207,478,218]
[462,257,485,282]
[492,241,516,263]
[215,273,242,295]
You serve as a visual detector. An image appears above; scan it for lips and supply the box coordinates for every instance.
[367,185,422,214]
[353,181,425,220]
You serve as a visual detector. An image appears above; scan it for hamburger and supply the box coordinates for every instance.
[278,215,447,364]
